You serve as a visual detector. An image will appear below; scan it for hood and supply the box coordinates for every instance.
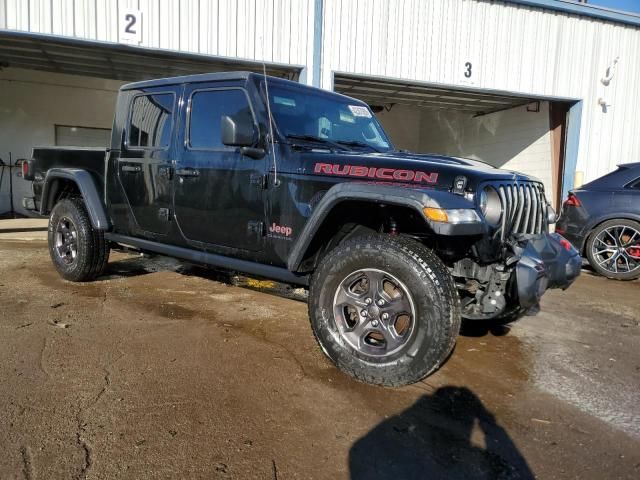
[300,150,541,192]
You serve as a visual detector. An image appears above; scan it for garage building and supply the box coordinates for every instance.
[1,0,639,216]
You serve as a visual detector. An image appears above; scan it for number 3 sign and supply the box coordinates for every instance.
[119,9,142,44]
[460,59,478,85]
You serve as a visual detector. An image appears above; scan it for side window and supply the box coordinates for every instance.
[628,177,640,190]
[189,89,253,150]
[128,93,174,148]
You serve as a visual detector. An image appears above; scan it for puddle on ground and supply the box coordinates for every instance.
[146,301,196,320]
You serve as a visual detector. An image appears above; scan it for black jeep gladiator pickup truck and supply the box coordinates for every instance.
[22,72,581,386]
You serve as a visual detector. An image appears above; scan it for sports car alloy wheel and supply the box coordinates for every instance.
[591,224,640,275]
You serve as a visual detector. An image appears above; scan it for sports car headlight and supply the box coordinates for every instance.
[479,186,502,226]
[423,208,481,224]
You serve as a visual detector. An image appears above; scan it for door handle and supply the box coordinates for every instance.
[176,168,200,178]
[121,165,142,173]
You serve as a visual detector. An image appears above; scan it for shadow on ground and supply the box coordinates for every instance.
[349,386,534,480]
[102,255,528,336]
[459,321,512,338]
[102,254,309,300]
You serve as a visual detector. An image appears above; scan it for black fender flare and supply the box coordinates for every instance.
[287,182,486,271]
[40,168,110,230]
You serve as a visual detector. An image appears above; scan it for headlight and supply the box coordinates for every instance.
[423,208,481,224]
[479,186,502,226]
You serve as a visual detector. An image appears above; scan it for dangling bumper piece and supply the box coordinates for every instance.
[513,233,582,311]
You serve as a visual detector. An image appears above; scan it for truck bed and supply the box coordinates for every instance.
[29,146,109,213]
[32,146,108,176]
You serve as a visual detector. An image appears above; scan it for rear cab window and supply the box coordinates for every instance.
[127,92,175,149]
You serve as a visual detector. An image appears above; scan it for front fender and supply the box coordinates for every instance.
[287,182,486,271]
[40,168,110,230]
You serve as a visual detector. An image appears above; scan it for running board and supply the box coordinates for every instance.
[105,233,309,286]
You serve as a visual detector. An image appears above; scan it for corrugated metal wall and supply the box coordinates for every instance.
[0,0,315,67]
[1,0,640,183]
[320,0,640,183]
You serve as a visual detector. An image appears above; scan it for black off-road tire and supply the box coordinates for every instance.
[308,234,461,387]
[586,218,640,281]
[48,197,110,282]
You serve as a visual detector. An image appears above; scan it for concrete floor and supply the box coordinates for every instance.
[0,218,47,240]
[0,239,638,479]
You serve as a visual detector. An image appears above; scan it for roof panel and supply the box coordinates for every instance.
[504,0,640,28]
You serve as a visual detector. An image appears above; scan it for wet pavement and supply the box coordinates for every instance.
[0,239,638,479]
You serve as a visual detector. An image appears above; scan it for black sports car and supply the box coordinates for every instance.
[556,162,640,280]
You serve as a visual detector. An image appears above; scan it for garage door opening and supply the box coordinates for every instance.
[334,74,573,208]
[0,30,301,217]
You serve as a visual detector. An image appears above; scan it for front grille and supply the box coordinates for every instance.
[496,182,547,241]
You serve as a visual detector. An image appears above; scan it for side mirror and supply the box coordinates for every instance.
[221,115,256,147]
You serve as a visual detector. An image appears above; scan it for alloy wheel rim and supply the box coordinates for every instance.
[592,225,640,274]
[55,216,78,265]
[332,268,416,358]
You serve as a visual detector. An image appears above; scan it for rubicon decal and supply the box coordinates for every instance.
[314,163,438,184]
[268,222,293,240]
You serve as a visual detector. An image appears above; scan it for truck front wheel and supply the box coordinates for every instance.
[48,198,109,282]
[308,234,461,386]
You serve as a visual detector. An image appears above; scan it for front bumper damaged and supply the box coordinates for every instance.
[453,232,581,320]
[513,232,582,311]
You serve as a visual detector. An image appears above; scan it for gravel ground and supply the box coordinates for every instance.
[0,239,638,479]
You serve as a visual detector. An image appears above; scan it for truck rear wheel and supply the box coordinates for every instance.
[308,234,461,386]
[48,198,110,282]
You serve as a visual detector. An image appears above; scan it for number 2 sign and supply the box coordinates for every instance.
[119,9,142,44]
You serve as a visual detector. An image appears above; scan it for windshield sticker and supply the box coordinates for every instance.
[348,105,372,118]
[339,111,356,123]
[274,96,296,107]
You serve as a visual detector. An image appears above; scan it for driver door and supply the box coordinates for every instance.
[173,85,266,251]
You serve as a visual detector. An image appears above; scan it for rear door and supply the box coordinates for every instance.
[173,84,266,251]
[117,88,179,236]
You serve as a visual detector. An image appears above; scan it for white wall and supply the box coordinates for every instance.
[420,103,553,195]
[376,102,553,197]
[0,68,124,215]
[3,0,639,187]
[321,0,640,185]
[0,0,315,80]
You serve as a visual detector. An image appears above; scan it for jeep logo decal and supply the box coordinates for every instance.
[313,163,438,184]
[268,222,293,239]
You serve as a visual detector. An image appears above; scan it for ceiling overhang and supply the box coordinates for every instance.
[0,30,300,82]
[334,74,540,116]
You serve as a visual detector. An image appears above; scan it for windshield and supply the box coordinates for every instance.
[265,83,393,152]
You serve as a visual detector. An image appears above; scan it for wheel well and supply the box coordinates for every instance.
[43,178,81,214]
[296,201,432,272]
